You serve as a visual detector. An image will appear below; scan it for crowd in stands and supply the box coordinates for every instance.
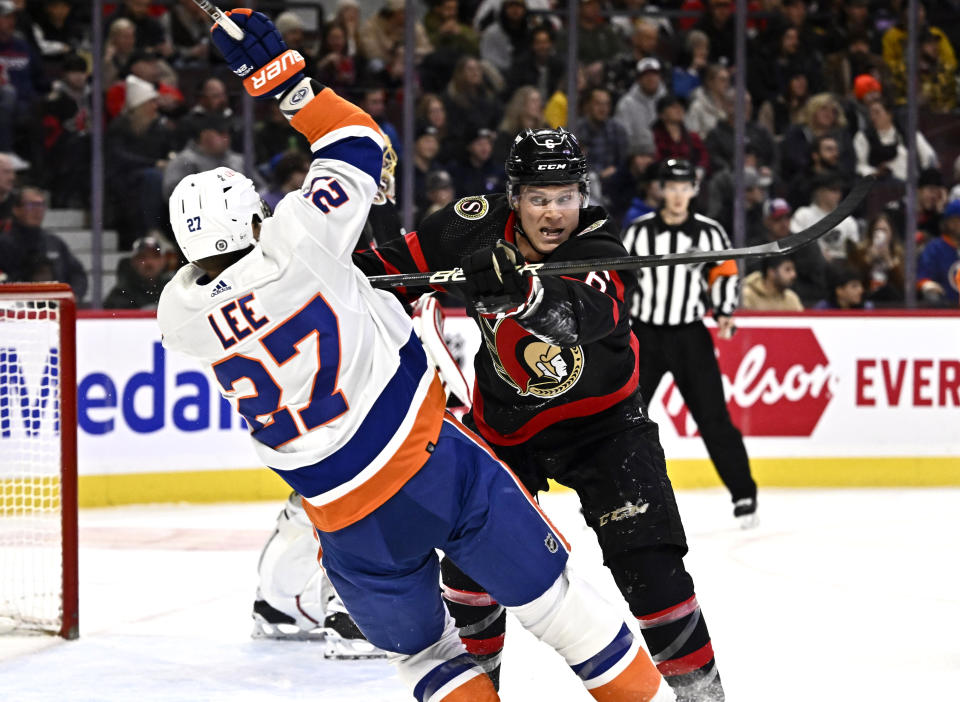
[0,0,959,310]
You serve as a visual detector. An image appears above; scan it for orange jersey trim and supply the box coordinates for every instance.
[707,259,738,288]
[290,87,382,145]
[303,374,446,532]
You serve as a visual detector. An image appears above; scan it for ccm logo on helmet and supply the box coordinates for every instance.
[537,164,567,170]
[245,50,306,96]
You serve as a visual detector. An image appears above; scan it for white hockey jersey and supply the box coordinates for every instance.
[158,89,445,531]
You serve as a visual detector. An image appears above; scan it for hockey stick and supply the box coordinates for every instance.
[191,0,244,40]
[367,175,875,289]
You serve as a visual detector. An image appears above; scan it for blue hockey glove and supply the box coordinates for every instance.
[210,9,305,100]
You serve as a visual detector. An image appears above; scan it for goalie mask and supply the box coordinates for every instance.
[505,128,590,209]
[169,167,271,262]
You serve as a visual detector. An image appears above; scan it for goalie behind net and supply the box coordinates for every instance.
[0,284,78,638]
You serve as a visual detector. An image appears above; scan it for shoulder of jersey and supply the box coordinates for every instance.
[449,193,509,222]
[627,212,657,227]
[693,213,724,229]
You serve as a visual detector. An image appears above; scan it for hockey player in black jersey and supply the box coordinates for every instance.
[354,129,725,702]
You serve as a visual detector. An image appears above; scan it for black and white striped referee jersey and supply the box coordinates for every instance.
[621,211,740,326]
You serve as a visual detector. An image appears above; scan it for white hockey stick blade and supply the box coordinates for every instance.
[191,0,244,40]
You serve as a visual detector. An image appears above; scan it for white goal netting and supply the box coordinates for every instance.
[0,294,74,636]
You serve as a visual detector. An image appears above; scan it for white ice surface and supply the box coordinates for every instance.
[1,487,959,701]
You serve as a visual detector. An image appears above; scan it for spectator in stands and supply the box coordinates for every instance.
[421,169,455,224]
[886,166,948,245]
[444,55,502,151]
[917,199,960,306]
[841,72,884,136]
[105,49,183,121]
[0,0,46,156]
[853,99,937,182]
[815,262,870,309]
[275,12,317,75]
[253,102,308,165]
[671,29,709,101]
[543,65,585,128]
[448,126,502,197]
[763,0,823,59]
[416,92,455,163]
[359,86,400,158]
[315,22,360,93]
[848,212,905,305]
[573,0,625,65]
[822,0,876,55]
[106,0,172,59]
[613,57,665,156]
[103,17,136,88]
[493,85,545,164]
[608,19,661,96]
[607,140,657,226]
[28,0,83,60]
[105,75,174,248]
[692,0,735,67]
[104,234,173,310]
[359,0,432,69]
[0,186,87,300]
[756,66,810,137]
[792,171,860,262]
[780,92,854,181]
[741,256,804,311]
[507,24,563,101]
[651,95,710,177]
[784,134,841,210]
[617,156,662,227]
[330,0,362,58]
[175,77,233,151]
[746,197,826,303]
[0,151,16,225]
[749,23,821,111]
[480,0,528,75]
[426,0,480,57]
[261,151,309,213]
[162,114,258,200]
[407,123,441,218]
[163,0,213,67]
[706,165,769,242]
[577,87,629,192]
[42,52,90,208]
[823,31,890,107]
[705,90,776,175]
[882,4,957,111]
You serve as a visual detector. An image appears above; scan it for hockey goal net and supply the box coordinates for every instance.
[0,284,78,638]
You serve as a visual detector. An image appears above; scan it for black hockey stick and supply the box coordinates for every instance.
[367,175,875,289]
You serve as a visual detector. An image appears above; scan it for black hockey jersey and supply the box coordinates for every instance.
[354,193,643,447]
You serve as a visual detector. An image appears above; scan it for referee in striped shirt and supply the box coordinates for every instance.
[622,159,758,526]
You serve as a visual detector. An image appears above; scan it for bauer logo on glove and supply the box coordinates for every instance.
[210,9,306,100]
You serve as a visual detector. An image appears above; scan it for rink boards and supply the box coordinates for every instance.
[3,310,958,506]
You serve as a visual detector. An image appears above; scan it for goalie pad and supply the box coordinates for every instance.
[411,294,472,410]
[252,492,327,638]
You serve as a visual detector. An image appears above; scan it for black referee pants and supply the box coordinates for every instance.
[634,320,757,503]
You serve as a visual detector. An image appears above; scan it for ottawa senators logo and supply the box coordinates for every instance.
[454,196,489,220]
[480,318,583,397]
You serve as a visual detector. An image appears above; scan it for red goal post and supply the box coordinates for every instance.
[0,283,78,639]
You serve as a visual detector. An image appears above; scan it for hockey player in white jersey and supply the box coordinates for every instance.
[158,8,673,702]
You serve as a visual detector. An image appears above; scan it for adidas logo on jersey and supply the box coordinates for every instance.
[210,280,232,298]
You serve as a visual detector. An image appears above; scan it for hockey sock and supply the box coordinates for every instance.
[440,558,505,690]
[609,547,724,702]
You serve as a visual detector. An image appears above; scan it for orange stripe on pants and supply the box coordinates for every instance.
[588,649,663,702]
[438,673,500,701]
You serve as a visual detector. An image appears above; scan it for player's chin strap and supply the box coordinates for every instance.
[411,294,472,410]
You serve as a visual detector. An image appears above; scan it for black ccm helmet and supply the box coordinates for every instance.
[505,128,590,207]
